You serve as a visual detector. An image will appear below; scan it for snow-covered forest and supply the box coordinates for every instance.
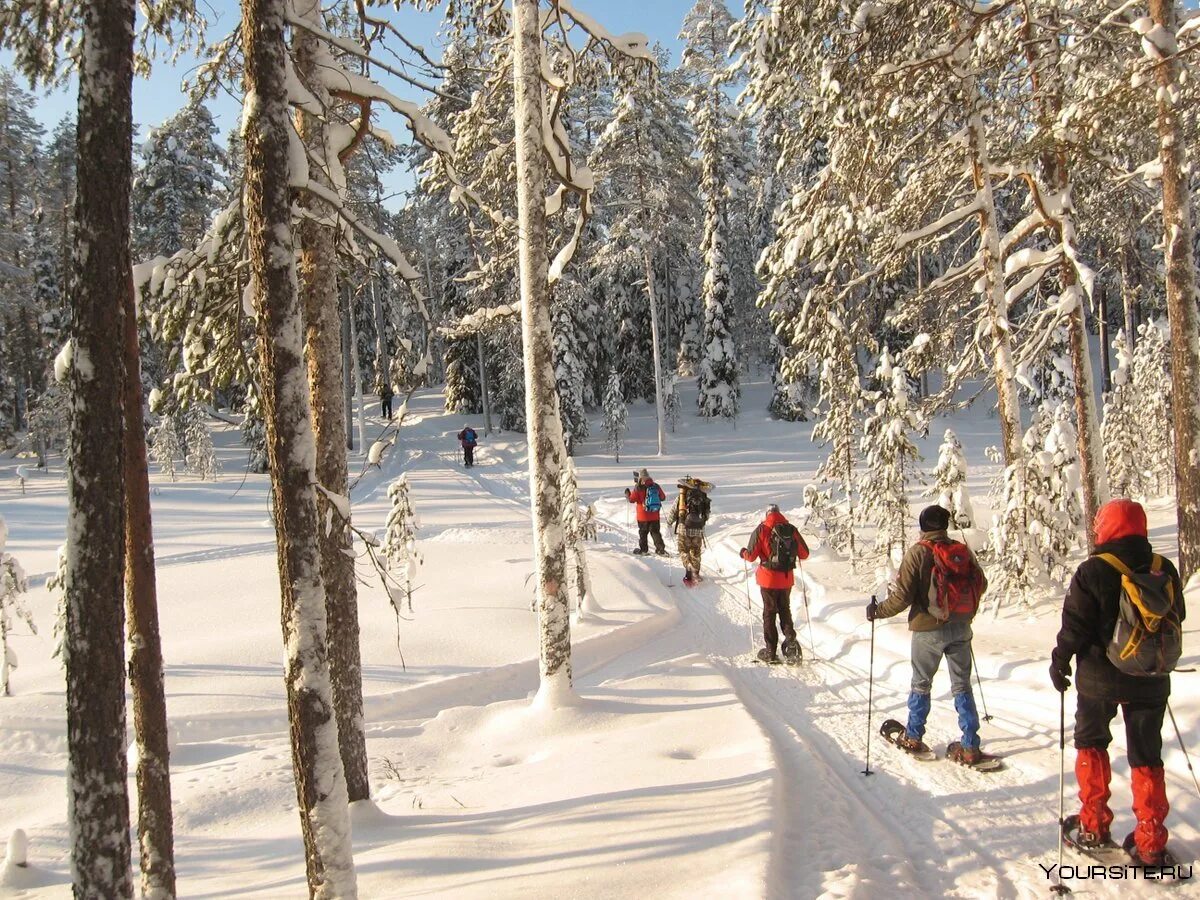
[1,0,1200,896]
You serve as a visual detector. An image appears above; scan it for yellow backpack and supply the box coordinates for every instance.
[1096,553,1182,677]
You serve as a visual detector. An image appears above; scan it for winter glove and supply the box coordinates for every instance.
[1049,656,1072,693]
[739,548,751,561]
[624,487,632,499]
[866,599,880,621]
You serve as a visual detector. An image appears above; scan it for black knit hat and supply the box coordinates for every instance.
[919,504,951,532]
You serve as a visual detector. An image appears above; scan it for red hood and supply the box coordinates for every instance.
[765,511,788,529]
[1094,498,1148,545]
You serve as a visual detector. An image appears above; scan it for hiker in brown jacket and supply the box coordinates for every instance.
[867,504,987,763]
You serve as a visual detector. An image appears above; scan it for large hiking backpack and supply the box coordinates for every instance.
[920,540,984,621]
[1096,553,1182,677]
[684,488,710,529]
[765,524,801,572]
[463,428,477,445]
[642,483,663,514]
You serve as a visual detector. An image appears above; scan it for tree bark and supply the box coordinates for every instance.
[1098,282,1111,393]
[65,0,135,894]
[643,249,667,456]
[342,292,354,450]
[122,272,176,899]
[1151,0,1200,579]
[512,0,573,694]
[242,0,358,892]
[293,0,369,804]
[476,330,493,436]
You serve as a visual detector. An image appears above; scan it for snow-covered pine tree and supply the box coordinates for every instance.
[812,320,863,564]
[181,407,217,480]
[931,429,975,529]
[551,280,589,456]
[0,514,34,696]
[150,412,183,481]
[857,347,923,566]
[383,475,421,613]
[603,369,628,463]
[1131,318,1174,499]
[560,459,598,618]
[1102,330,1139,498]
[664,374,681,433]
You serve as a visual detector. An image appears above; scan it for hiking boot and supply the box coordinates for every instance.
[948,744,983,766]
[682,571,695,586]
[1076,827,1112,850]
[655,548,668,556]
[1123,832,1166,866]
[896,734,932,755]
[756,647,779,664]
[632,548,648,556]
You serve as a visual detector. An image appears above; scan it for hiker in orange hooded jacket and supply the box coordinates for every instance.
[740,505,809,663]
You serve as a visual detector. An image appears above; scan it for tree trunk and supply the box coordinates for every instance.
[371,273,388,392]
[1151,0,1200,579]
[348,298,368,453]
[65,0,135,894]
[293,0,369,804]
[476,331,494,436]
[512,0,573,696]
[1020,8,1109,543]
[1098,282,1111,393]
[1119,239,1138,348]
[642,249,667,456]
[122,272,176,899]
[241,0,358,892]
[342,292,354,450]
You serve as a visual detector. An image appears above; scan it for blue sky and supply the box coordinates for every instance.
[5,0,706,142]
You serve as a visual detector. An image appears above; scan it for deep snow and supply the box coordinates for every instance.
[1,378,1198,898]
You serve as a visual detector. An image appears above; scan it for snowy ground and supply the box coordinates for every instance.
[2,379,1199,898]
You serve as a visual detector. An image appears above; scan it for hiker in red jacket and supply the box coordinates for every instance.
[740,504,809,663]
[1051,498,1186,865]
[625,468,667,556]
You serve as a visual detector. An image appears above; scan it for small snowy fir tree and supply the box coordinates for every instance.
[663,374,681,433]
[551,285,589,456]
[182,407,217,481]
[46,543,67,667]
[930,429,974,528]
[857,348,923,566]
[383,476,422,613]
[812,322,863,564]
[149,413,183,481]
[0,515,35,696]
[1035,404,1083,582]
[695,222,739,420]
[603,369,628,463]
[1131,318,1174,499]
[1102,330,1139,498]
[560,459,598,617]
[240,390,269,474]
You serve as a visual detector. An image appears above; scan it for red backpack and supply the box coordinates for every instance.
[920,540,984,621]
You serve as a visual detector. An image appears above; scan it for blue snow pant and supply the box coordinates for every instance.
[905,620,980,749]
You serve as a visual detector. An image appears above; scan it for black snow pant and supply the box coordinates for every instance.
[381,398,392,419]
[1075,695,1166,768]
[638,520,666,554]
[463,445,475,467]
[761,588,796,655]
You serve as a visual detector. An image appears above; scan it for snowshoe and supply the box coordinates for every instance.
[682,572,695,587]
[632,548,648,556]
[879,719,936,761]
[1122,832,1183,869]
[780,637,802,665]
[1061,815,1126,865]
[756,648,781,665]
[654,548,669,557]
[946,741,1005,772]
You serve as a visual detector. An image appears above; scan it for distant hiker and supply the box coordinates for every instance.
[740,504,809,663]
[625,468,667,556]
[380,383,395,420]
[867,504,987,763]
[669,476,712,586]
[1050,499,1185,865]
[457,425,478,468]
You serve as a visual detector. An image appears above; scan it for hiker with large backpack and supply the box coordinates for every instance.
[740,504,809,664]
[1049,498,1186,865]
[669,476,713,586]
[457,425,479,468]
[867,504,988,764]
[625,468,667,556]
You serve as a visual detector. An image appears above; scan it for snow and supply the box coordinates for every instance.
[6,380,1200,897]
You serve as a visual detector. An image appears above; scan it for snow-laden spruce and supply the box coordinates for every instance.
[603,370,628,463]
[930,429,974,529]
[0,515,34,697]
[383,475,422,614]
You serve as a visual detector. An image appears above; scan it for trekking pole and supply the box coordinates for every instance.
[1166,701,1200,801]
[969,646,993,723]
[797,559,817,658]
[863,595,877,777]
[742,559,755,655]
[1051,691,1071,895]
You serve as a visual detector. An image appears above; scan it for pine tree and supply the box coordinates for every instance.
[1102,330,1139,498]
[812,324,863,564]
[560,459,598,618]
[603,369,627,463]
[383,476,421,613]
[930,429,974,529]
[552,280,589,455]
[0,513,34,696]
[1131,318,1174,499]
[149,413,182,482]
[857,347,922,566]
[182,407,217,480]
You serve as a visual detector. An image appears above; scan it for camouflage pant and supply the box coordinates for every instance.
[678,530,704,573]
